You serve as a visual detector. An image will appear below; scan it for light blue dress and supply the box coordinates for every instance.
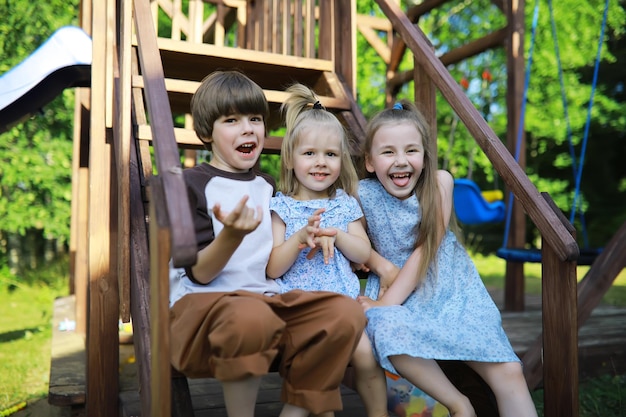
[358,178,519,375]
[270,190,362,299]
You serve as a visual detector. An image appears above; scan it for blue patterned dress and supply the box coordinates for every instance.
[358,178,519,375]
[270,190,363,299]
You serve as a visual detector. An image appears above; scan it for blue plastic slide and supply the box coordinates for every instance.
[0,26,92,133]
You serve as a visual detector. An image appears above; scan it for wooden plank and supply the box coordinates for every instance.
[130,76,351,110]
[120,373,366,417]
[503,0,527,312]
[151,36,334,72]
[71,89,90,335]
[115,0,133,324]
[129,83,154,415]
[389,28,508,89]
[333,0,356,94]
[413,60,437,145]
[133,0,197,268]
[540,245,579,416]
[149,176,172,417]
[86,0,119,415]
[375,0,579,263]
[135,124,284,152]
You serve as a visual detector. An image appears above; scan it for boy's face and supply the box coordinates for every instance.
[208,113,265,173]
[292,126,342,200]
[365,121,424,200]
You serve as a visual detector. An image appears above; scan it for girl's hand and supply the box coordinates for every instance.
[378,264,400,299]
[312,232,337,264]
[357,295,385,312]
[297,208,325,249]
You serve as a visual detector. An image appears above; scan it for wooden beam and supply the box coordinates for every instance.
[388,28,508,92]
[148,176,172,417]
[504,0,527,311]
[540,195,578,416]
[577,221,626,324]
[115,0,133,324]
[86,0,119,415]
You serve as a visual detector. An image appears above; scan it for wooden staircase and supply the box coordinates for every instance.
[131,1,366,154]
[72,1,370,416]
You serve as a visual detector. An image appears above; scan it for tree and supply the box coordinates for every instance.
[0,0,79,272]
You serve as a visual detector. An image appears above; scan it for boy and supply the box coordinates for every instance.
[168,70,366,417]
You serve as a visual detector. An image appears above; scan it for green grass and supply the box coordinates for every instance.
[0,255,624,415]
[473,253,626,306]
[0,260,68,410]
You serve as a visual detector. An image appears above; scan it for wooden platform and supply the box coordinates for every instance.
[49,293,626,416]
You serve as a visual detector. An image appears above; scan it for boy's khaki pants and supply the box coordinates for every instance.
[170,289,366,414]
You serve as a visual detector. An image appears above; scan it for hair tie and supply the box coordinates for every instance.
[312,100,324,110]
[393,102,403,110]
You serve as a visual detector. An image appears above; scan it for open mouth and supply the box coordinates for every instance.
[390,172,411,187]
[237,143,256,154]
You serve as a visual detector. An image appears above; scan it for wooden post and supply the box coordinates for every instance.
[86,0,119,414]
[504,0,527,311]
[541,241,578,416]
[149,176,172,417]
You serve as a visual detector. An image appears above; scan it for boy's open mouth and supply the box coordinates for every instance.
[237,143,256,154]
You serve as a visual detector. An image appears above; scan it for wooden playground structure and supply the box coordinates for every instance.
[4,0,623,416]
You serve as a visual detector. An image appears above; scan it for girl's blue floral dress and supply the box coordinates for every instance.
[358,178,519,375]
[270,190,363,299]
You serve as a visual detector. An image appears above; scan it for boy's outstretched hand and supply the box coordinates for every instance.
[212,195,263,239]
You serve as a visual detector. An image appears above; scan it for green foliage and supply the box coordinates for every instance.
[0,0,79,252]
[354,0,626,251]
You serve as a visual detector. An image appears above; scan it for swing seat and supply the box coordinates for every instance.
[453,179,505,225]
[496,246,603,266]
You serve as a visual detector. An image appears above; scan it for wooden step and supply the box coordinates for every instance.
[150,37,334,87]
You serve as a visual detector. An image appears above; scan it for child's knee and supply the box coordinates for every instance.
[212,298,285,351]
[330,295,367,332]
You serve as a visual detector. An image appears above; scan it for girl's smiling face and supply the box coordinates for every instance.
[365,121,424,200]
[291,126,342,200]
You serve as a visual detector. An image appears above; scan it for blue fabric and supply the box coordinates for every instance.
[358,179,519,375]
[270,190,363,299]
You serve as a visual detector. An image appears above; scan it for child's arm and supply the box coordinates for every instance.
[266,208,327,278]
[364,249,400,297]
[191,195,262,284]
[361,170,454,307]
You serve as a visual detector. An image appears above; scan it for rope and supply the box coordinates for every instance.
[569,0,609,246]
[501,0,609,251]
